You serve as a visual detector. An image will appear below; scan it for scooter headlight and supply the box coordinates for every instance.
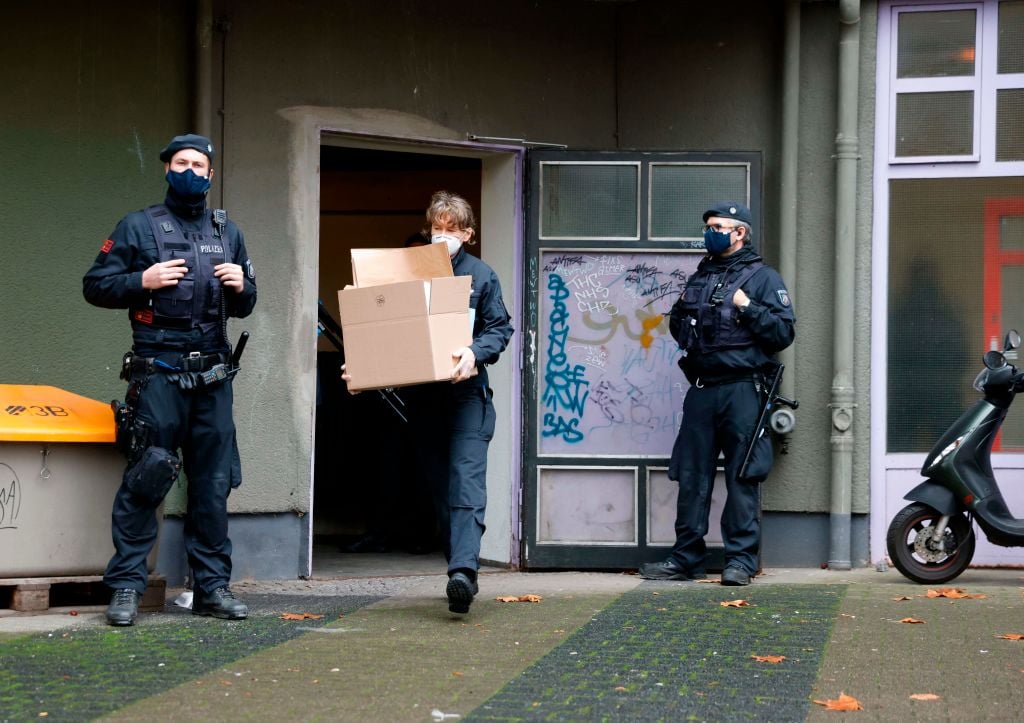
[932,434,966,465]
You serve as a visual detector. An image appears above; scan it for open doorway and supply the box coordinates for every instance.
[312,145,483,576]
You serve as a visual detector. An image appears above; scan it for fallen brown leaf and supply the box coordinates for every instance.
[720,599,751,608]
[892,596,913,601]
[280,612,325,620]
[751,654,786,664]
[452,671,464,677]
[909,693,941,701]
[613,686,628,692]
[813,692,864,711]
[925,588,985,599]
[996,633,1024,640]
[899,617,926,624]
[495,595,543,603]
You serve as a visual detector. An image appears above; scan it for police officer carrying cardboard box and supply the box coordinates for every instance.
[641,202,795,586]
[83,133,257,625]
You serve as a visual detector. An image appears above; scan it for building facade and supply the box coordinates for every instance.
[2,0,1021,582]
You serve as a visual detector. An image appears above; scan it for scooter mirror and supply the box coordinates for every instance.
[984,349,1007,370]
[1005,330,1021,351]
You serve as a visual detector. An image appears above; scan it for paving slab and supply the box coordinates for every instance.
[809,569,1024,722]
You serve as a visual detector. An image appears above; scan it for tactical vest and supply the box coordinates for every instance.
[132,205,230,333]
[679,259,764,356]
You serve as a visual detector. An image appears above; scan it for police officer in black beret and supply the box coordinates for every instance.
[641,202,795,586]
[83,133,257,624]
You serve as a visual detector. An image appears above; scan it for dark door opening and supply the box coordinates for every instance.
[313,145,482,576]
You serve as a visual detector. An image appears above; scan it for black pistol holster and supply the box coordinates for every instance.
[124,446,182,506]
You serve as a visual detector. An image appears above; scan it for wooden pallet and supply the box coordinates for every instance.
[0,574,166,616]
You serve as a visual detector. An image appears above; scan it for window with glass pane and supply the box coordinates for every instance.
[541,164,639,238]
[895,91,974,156]
[999,0,1024,74]
[996,89,1024,160]
[897,9,977,78]
[649,165,747,239]
[887,176,1024,453]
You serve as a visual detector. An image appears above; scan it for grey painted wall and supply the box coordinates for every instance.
[0,3,190,398]
[1,0,879,569]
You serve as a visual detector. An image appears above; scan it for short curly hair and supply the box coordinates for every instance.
[425,190,477,241]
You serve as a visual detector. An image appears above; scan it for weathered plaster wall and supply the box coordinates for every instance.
[2,1,877,552]
[213,0,620,521]
[0,2,190,398]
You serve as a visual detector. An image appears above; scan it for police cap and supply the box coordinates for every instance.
[702,201,752,225]
[159,133,215,163]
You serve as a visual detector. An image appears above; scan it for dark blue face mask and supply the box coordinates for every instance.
[166,168,211,201]
[703,227,734,255]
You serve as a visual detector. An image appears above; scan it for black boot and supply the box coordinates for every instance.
[192,586,248,619]
[106,588,140,626]
[446,571,478,614]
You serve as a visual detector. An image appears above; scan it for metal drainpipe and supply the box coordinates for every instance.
[828,0,861,570]
[194,0,214,139]
[778,0,800,403]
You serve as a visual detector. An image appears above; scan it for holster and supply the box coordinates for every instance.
[125,446,182,507]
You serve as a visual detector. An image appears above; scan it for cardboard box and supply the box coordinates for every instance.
[338,244,472,391]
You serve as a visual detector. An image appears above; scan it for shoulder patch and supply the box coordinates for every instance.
[100,239,114,254]
[245,258,255,281]
[777,289,791,307]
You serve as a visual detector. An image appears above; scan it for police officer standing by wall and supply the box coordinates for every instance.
[343,191,513,615]
[641,202,794,586]
[83,134,257,625]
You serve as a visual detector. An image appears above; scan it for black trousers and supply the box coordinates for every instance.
[104,373,236,595]
[668,379,763,575]
[409,381,496,577]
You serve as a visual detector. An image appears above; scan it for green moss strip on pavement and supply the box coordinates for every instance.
[0,594,380,721]
[467,583,846,722]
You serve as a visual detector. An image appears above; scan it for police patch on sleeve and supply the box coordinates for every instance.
[245,258,255,281]
[777,289,791,307]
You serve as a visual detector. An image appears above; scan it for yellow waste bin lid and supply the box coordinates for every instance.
[0,385,116,443]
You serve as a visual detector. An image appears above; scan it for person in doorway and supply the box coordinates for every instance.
[641,201,795,586]
[83,133,257,625]
[343,191,513,613]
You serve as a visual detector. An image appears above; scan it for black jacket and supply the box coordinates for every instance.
[83,192,257,355]
[669,246,794,382]
[451,246,514,386]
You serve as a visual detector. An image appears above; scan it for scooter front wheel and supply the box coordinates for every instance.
[886,502,975,584]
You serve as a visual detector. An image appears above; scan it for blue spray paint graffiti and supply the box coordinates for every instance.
[542,273,589,443]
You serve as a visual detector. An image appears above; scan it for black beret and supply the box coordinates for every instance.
[159,133,215,163]
[702,201,752,225]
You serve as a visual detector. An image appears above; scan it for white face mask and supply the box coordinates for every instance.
[431,233,462,256]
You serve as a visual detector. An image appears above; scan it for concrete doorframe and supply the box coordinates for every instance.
[282,107,525,576]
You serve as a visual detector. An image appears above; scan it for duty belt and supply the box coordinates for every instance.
[694,373,758,388]
[131,352,230,375]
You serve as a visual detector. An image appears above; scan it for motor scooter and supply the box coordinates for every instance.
[887,329,1024,583]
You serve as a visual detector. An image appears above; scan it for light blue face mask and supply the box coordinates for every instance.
[166,168,211,201]
[704,227,733,255]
